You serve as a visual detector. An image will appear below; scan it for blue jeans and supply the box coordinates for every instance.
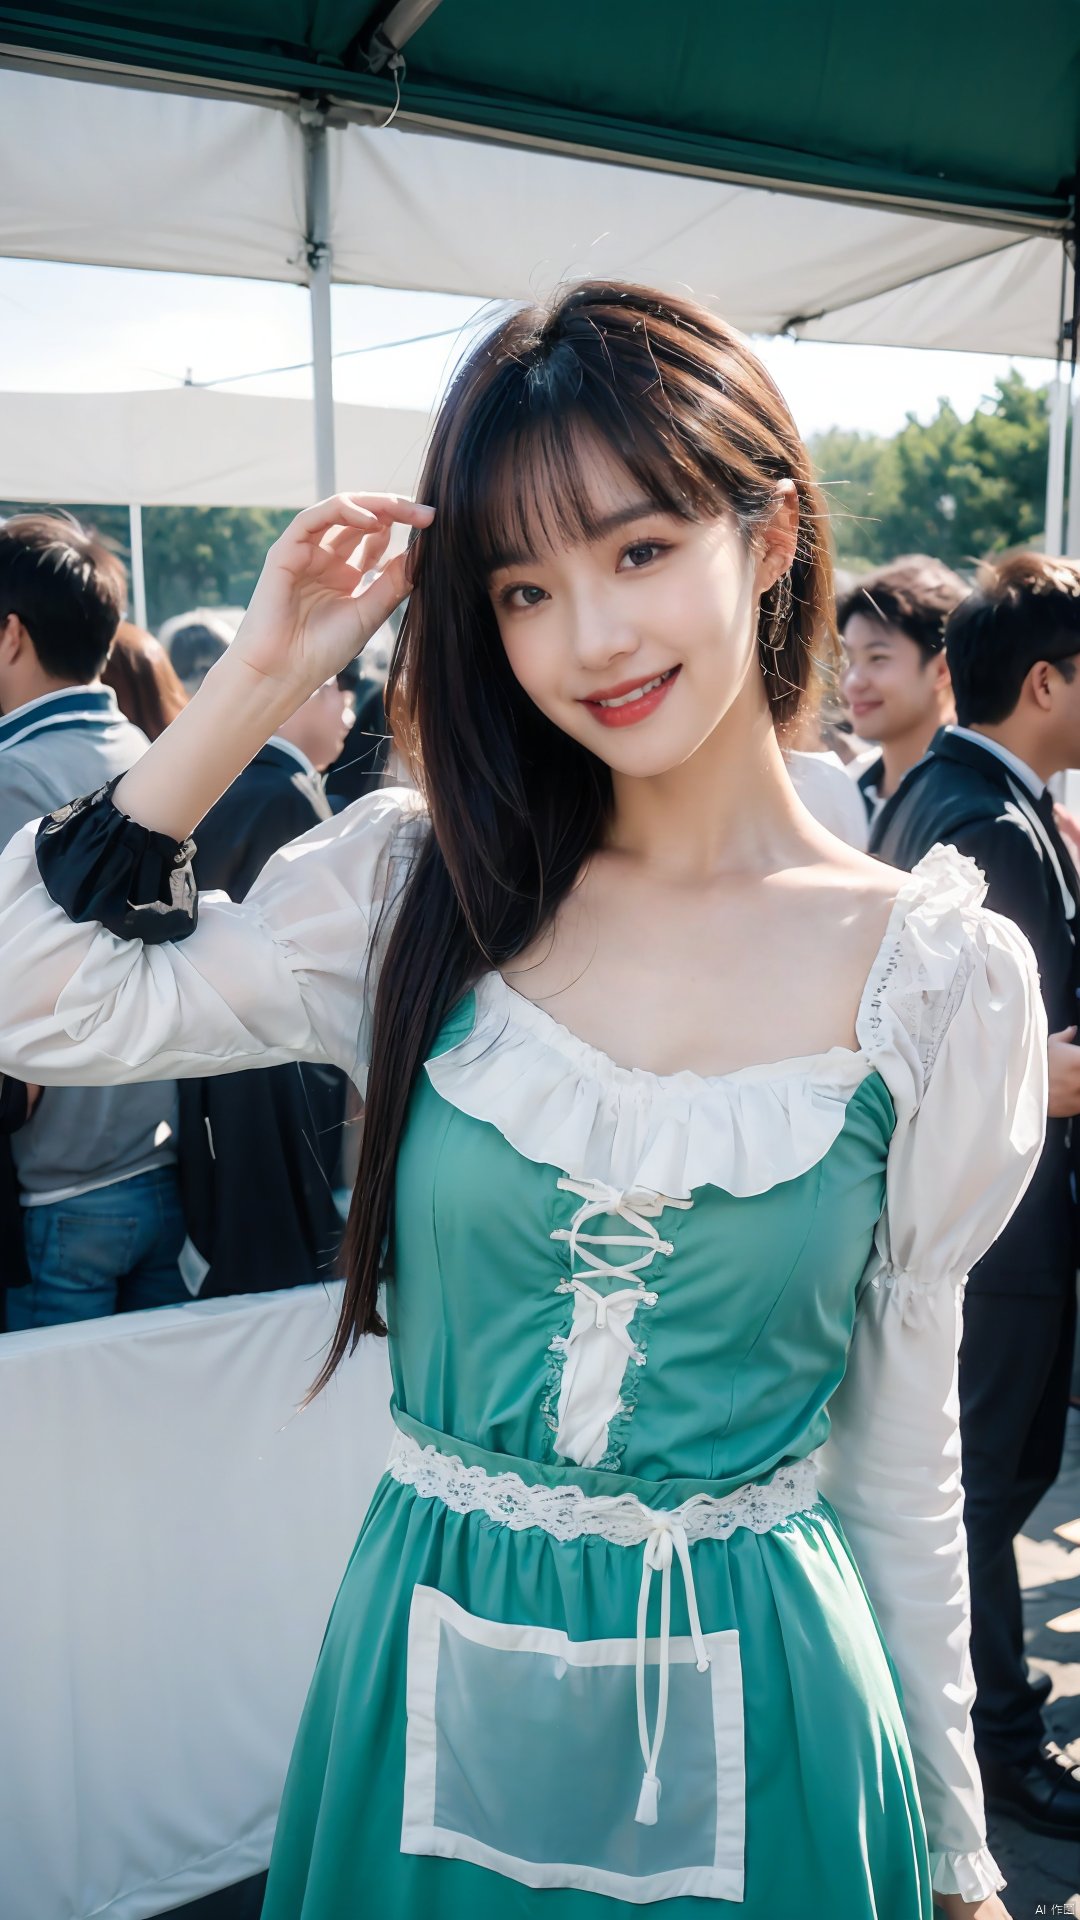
[8,1166,188,1330]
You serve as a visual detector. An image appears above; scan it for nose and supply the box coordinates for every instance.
[565,583,640,676]
[840,657,864,699]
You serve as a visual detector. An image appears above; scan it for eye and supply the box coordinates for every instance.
[618,539,669,570]
[498,582,548,610]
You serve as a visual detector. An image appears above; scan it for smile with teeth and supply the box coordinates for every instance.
[592,668,678,709]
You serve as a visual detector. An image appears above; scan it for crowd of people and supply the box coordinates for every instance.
[0,516,393,1318]
[1,463,1080,1874]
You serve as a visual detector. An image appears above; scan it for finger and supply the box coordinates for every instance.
[345,491,435,525]
[1051,1026,1078,1041]
[320,520,394,577]
[293,492,434,539]
[354,521,395,576]
[352,550,412,633]
[321,522,371,565]
[291,495,382,541]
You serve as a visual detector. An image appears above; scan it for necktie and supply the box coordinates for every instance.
[1036,785,1061,831]
[1030,784,1080,924]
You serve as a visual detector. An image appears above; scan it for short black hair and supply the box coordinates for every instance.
[836,554,968,661]
[0,513,126,683]
[159,609,236,689]
[946,552,1080,725]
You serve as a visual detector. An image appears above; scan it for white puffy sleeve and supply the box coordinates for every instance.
[818,844,1048,1903]
[0,785,425,1088]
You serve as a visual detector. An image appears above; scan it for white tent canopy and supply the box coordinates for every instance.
[0,64,1069,358]
[0,388,432,507]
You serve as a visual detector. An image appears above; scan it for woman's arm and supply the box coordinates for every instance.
[0,492,432,1090]
[0,789,424,1087]
[113,492,432,838]
[819,901,1046,1912]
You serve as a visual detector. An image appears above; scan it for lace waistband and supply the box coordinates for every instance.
[385,1424,822,1548]
[387,1422,822,1832]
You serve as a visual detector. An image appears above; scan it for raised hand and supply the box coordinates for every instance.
[111,493,433,841]
[231,493,434,701]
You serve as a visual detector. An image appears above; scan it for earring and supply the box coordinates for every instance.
[759,570,792,668]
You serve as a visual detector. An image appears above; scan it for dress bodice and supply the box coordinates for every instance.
[389,998,896,1486]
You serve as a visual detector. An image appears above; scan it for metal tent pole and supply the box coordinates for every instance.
[1045,375,1068,555]
[303,109,336,499]
[1067,389,1080,555]
[1045,244,1071,556]
[128,503,148,628]
[1068,226,1080,555]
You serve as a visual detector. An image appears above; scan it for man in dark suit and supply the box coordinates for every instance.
[179,677,355,1297]
[872,552,1080,1838]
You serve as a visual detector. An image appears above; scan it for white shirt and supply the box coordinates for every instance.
[784,749,869,850]
[846,747,888,826]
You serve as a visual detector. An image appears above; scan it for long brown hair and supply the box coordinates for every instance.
[103,622,188,739]
[308,281,835,1395]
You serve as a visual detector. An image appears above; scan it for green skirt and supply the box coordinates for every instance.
[260,1437,932,1917]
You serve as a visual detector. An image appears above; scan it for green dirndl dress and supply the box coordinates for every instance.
[260,842,1026,1917]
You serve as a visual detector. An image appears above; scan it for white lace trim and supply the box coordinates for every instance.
[423,842,991,1200]
[929,1843,1006,1901]
[386,1427,823,1547]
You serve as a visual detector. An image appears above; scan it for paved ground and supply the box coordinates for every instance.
[994,1403,1080,1917]
[169,1415,1080,1920]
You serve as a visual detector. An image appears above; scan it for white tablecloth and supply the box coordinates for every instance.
[0,1285,394,1920]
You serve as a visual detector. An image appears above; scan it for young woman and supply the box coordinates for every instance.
[0,285,1045,1919]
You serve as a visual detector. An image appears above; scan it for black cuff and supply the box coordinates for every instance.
[35,778,198,943]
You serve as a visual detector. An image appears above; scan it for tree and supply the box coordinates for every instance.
[808,372,1050,573]
[0,501,292,631]
[2,373,1053,616]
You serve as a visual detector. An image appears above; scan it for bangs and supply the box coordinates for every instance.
[457,386,732,583]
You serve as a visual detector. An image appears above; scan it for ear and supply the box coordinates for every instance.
[932,650,953,693]
[0,613,27,667]
[1026,658,1056,712]
[756,480,800,594]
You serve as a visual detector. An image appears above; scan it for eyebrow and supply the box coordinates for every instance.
[489,498,668,572]
[843,629,896,650]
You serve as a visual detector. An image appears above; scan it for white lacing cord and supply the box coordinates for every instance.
[553,1173,712,1823]
[634,1516,711,1826]
[556,1278,659,1353]
[551,1175,693,1286]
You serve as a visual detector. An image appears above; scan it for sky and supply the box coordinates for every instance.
[0,256,1059,444]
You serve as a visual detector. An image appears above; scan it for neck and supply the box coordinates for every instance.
[3,671,97,715]
[961,719,1055,785]
[605,671,813,879]
[877,703,952,797]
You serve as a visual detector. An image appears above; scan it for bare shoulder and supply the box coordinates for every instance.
[820,841,903,899]
[790,829,906,925]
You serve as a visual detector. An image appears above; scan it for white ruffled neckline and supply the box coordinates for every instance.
[423,842,989,1198]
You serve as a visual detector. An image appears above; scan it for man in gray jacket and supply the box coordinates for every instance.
[0,514,185,1327]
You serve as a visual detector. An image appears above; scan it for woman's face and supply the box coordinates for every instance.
[487,443,792,776]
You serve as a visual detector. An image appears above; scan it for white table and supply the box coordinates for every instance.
[0,1285,394,1920]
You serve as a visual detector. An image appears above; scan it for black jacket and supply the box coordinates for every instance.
[855,751,885,826]
[180,744,346,1296]
[872,727,1079,1294]
[195,741,332,902]
[0,1076,31,1302]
